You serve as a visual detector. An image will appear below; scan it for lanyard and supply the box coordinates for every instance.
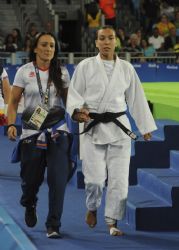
[34,63,51,107]
[0,77,2,97]
[0,65,3,96]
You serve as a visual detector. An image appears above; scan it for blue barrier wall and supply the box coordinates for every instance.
[4,64,21,84]
[4,63,179,84]
[132,63,179,82]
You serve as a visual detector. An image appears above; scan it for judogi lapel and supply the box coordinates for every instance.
[96,54,121,113]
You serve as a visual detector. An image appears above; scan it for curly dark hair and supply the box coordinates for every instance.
[29,32,64,96]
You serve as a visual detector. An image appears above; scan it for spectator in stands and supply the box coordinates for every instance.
[0,65,11,108]
[174,36,179,63]
[23,37,31,53]
[25,23,40,45]
[164,27,177,51]
[174,10,179,37]
[115,27,129,53]
[66,25,156,237]
[124,33,142,58]
[57,24,69,52]
[116,27,129,48]
[99,0,116,28]
[135,28,144,47]
[45,21,54,35]
[12,28,23,51]
[3,34,17,52]
[7,32,72,239]
[141,39,156,59]
[86,1,101,42]
[148,27,164,51]
[156,14,175,37]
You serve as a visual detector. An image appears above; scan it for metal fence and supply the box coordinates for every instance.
[0,51,178,65]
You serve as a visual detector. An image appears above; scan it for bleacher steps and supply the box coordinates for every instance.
[130,123,179,185]
[126,185,179,231]
[170,150,179,172]
[137,168,179,206]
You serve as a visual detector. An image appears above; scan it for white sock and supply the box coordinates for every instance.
[105,216,116,226]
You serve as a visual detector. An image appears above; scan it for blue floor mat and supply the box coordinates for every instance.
[0,177,179,250]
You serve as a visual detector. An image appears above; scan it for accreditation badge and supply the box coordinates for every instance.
[28,105,48,130]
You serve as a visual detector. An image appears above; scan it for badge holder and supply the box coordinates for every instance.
[27,104,48,130]
[25,64,51,130]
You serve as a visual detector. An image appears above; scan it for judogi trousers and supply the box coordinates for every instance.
[20,133,70,228]
[82,134,131,220]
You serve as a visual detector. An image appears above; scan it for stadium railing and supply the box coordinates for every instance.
[0,51,178,65]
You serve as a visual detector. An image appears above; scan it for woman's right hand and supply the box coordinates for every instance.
[72,108,90,123]
[7,126,17,141]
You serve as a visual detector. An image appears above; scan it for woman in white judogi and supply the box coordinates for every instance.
[67,26,157,236]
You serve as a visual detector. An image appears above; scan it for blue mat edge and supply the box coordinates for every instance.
[0,206,37,250]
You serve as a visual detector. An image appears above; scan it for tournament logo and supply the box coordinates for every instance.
[29,71,36,77]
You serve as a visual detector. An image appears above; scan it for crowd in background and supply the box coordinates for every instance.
[0,21,69,54]
[0,0,179,61]
[85,0,179,61]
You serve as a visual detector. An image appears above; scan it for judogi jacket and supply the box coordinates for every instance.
[67,54,157,144]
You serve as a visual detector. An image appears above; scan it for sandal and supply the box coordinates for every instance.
[85,210,97,228]
[109,227,124,236]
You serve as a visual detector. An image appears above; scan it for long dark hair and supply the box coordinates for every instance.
[29,32,63,96]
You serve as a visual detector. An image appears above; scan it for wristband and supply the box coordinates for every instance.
[7,124,16,130]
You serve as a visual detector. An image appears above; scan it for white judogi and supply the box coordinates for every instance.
[67,54,157,221]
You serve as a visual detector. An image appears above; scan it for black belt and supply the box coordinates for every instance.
[78,112,138,140]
